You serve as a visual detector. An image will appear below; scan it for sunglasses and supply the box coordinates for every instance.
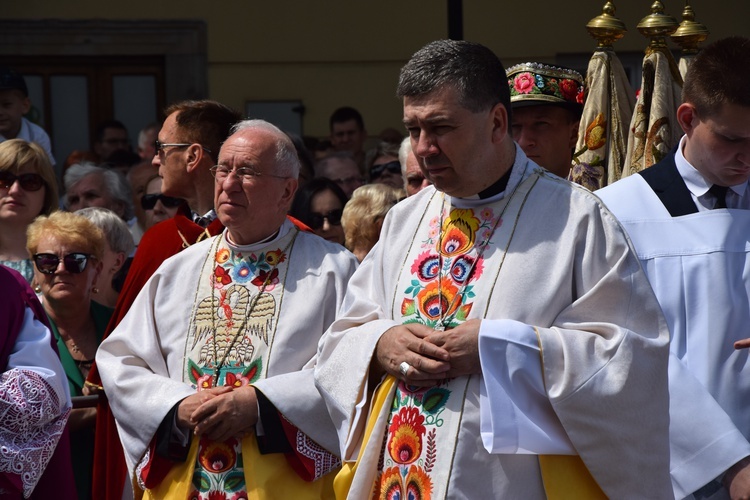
[0,170,45,192]
[33,253,93,275]
[154,140,212,155]
[370,161,401,180]
[141,193,184,210]
[309,209,343,230]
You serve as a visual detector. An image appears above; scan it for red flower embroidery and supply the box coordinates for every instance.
[560,78,579,101]
[387,407,427,464]
[225,371,249,388]
[251,268,279,287]
[214,266,232,287]
[513,72,535,94]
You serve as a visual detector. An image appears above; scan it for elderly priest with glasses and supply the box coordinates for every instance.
[96,119,358,499]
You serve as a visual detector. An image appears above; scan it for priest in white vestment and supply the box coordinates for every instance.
[97,120,358,499]
[315,40,673,499]
[597,37,750,498]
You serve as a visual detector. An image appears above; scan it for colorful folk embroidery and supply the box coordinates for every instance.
[183,234,294,499]
[401,206,498,330]
[189,437,246,500]
[374,204,502,499]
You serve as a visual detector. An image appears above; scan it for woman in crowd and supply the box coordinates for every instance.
[341,183,403,262]
[366,141,404,190]
[27,211,111,500]
[289,177,348,245]
[141,174,184,230]
[0,139,59,283]
[76,207,135,308]
[0,264,77,499]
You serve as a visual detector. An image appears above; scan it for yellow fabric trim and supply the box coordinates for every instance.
[539,455,607,499]
[333,375,397,499]
[143,434,336,499]
[536,328,604,498]
[142,438,198,500]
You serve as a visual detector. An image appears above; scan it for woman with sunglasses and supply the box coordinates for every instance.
[289,177,348,245]
[0,139,59,284]
[141,174,185,230]
[366,141,405,190]
[26,211,111,500]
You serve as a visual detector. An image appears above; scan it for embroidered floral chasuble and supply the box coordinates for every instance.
[373,192,521,500]
[181,230,296,499]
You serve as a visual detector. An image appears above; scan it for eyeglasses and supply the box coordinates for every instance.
[141,193,184,210]
[33,253,94,275]
[154,140,212,156]
[210,165,288,182]
[370,161,402,180]
[0,170,45,192]
[308,209,343,230]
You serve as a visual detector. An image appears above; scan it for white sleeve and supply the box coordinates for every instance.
[667,352,750,498]
[478,318,575,455]
[5,307,70,410]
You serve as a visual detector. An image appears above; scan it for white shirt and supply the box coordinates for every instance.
[675,135,749,210]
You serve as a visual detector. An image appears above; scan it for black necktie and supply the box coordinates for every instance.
[709,184,729,209]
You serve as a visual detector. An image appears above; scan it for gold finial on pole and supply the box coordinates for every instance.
[586,1,627,49]
[637,1,679,50]
[671,1,709,54]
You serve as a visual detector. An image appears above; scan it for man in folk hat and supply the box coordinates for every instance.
[507,63,584,179]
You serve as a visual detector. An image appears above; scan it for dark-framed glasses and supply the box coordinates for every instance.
[370,160,402,180]
[210,165,288,182]
[141,193,184,210]
[0,170,45,192]
[309,209,343,230]
[33,253,93,275]
[154,140,212,155]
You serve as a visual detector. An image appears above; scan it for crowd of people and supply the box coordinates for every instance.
[1,34,749,499]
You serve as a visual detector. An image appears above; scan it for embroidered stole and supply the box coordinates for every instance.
[180,231,293,498]
[371,186,527,499]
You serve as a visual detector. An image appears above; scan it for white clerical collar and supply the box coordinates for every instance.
[449,143,532,209]
[675,135,747,197]
[223,218,292,251]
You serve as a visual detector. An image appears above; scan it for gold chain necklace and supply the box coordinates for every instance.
[178,227,213,249]
[209,229,297,385]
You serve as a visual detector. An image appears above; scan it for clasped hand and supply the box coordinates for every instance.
[177,385,258,442]
[373,319,482,387]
